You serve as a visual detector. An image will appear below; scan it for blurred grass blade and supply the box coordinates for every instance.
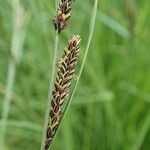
[66,0,98,115]
[97,11,131,39]
[0,0,27,148]
[0,120,42,133]
[131,111,150,150]
[72,91,114,105]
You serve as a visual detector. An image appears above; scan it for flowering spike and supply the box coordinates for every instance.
[54,0,75,34]
[45,35,81,149]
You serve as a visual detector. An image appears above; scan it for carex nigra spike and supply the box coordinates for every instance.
[53,0,75,34]
[45,35,81,149]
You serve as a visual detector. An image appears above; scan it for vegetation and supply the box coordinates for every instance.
[0,0,150,150]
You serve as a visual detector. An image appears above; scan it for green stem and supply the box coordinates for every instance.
[41,1,59,149]
[0,60,16,149]
[131,111,150,150]
[41,34,59,150]
[69,0,98,103]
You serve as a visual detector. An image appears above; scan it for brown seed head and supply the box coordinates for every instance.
[54,0,74,34]
[45,35,81,149]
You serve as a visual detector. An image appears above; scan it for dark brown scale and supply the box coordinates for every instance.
[62,61,67,69]
[47,127,52,138]
[51,99,56,108]
[51,116,58,125]
[70,57,77,64]
[45,138,52,150]
[50,109,54,118]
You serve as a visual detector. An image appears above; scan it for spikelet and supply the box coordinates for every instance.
[45,35,81,149]
[54,0,74,33]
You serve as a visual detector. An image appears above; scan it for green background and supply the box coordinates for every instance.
[0,0,150,150]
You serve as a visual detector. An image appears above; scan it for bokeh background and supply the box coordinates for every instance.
[0,0,150,150]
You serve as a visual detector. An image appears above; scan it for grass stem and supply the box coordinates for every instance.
[0,61,16,149]
[41,34,59,150]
